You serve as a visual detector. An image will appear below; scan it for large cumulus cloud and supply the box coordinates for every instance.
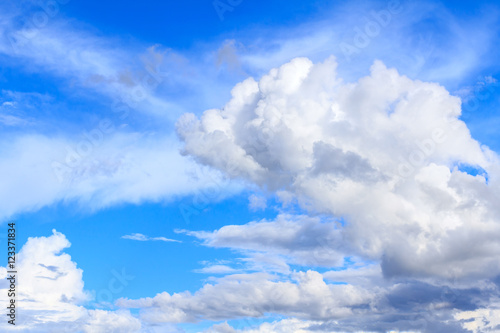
[177,56,500,281]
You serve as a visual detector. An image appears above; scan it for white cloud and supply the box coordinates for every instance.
[0,230,141,332]
[455,306,500,333]
[0,12,182,119]
[0,113,28,126]
[0,0,497,225]
[0,90,39,127]
[181,214,344,268]
[323,265,384,287]
[0,6,248,124]
[121,233,181,243]
[0,2,498,332]
[204,322,237,333]
[0,18,249,221]
[83,310,141,333]
[170,53,500,331]
[248,194,267,211]
[117,270,374,323]
[177,55,500,281]
[235,1,500,89]
[195,265,238,275]
[0,133,241,221]
[205,318,324,333]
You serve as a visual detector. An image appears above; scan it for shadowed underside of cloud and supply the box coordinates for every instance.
[117,269,375,323]
[2,228,494,332]
[178,214,345,268]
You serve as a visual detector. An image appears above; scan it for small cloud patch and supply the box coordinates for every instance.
[121,233,181,243]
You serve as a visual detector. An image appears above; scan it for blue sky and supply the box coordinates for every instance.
[1,0,500,332]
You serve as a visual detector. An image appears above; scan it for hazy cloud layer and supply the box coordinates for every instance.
[0,133,237,221]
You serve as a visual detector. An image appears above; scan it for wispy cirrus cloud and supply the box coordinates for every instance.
[234,0,500,88]
[194,264,238,275]
[0,133,241,221]
[121,233,181,243]
[0,5,181,120]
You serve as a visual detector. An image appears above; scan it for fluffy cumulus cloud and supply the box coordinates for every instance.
[117,270,373,323]
[176,214,498,332]
[174,56,500,331]
[0,230,141,332]
[177,56,500,280]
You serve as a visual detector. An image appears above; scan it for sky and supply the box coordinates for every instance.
[0,0,500,332]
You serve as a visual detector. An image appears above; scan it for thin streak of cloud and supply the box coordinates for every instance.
[121,233,181,243]
[194,265,239,275]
